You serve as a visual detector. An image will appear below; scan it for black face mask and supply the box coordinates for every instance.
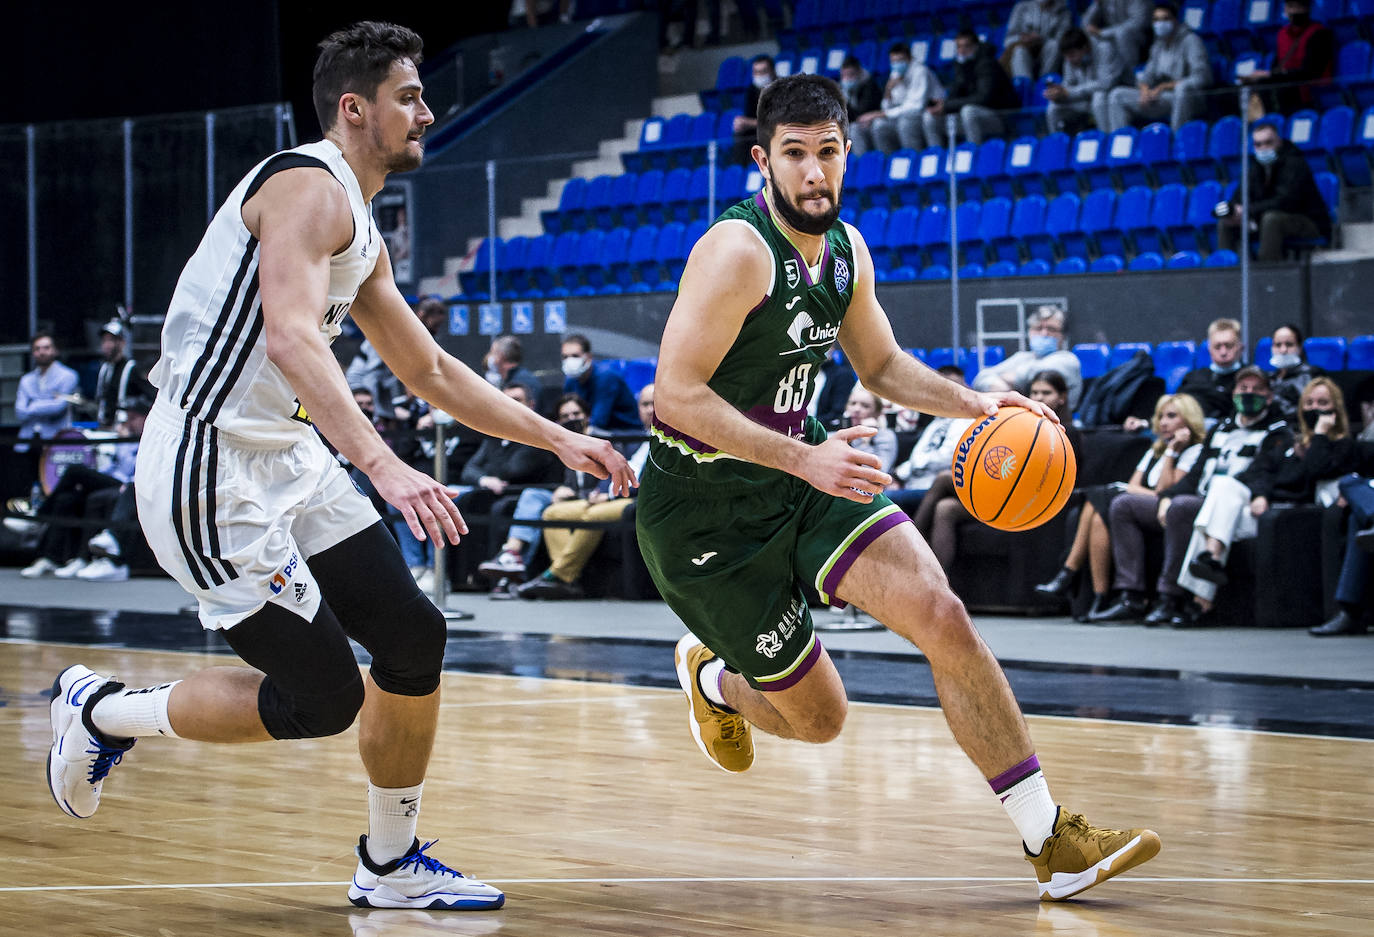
[1287,13,1310,27]
[560,418,588,433]
[1301,408,1332,430]
[1233,392,1268,417]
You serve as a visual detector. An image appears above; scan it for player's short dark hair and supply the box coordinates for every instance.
[888,42,910,58]
[1060,27,1089,54]
[955,28,980,44]
[557,392,589,416]
[757,74,849,151]
[1154,0,1179,16]
[841,55,862,71]
[562,333,592,354]
[751,54,775,69]
[30,330,55,348]
[313,21,424,132]
[1030,369,1069,396]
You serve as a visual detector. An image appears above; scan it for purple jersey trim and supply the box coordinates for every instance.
[741,403,807,437]
[820,509,912,604]
[989,754,1042,796]
[758,636,824,692]
[653,417,719,455]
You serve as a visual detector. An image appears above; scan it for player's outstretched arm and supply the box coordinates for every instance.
[655,224,891,503]
[352,244,635,496]
[250,169,467,546]
[836,224,1060,424]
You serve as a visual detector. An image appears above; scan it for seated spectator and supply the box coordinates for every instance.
[1098,366,1293,625]
[1045,26,1128,134]
[1039,393,1205,619]
[1002,0,1071,81]
[1238,0,1335,117]
[851,44,943,156]
[414,295,448,339]
[809,350,859,430]
[890,365,976,515]
[477,392,608,586]
[1215,121,1331,263]
[838,56,883,150]
[1310,472,1374,636]
[345,337,405,421]
[15,331,79,460]
[1268,322,1323,418]
[514,387,655,600]
[843,384,898,474]
[561,333,641,435]
[19,398,149,581]
[1176,317,1246,423]
[971,304,1083,410]
[924,29,1021,147]
[1106,2,1211,132]
[1084,0,1153,70]
[93,318,154,431]
[914,371,1077,571]
[1184,378,1357,619]
[483,333,542,396]
[731,55,776,166]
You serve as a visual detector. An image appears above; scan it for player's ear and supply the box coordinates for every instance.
[340,92,366,128]
[751,143,768,175]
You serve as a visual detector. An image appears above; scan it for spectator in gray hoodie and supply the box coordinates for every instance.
[851,43,943,155]
[1002,0,1072,80]
[1045,27,1129,133]
[1083,0,1153,70]
[1107,1,1212,131]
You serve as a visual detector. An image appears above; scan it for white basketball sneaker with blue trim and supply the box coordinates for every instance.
[348,836,505,910]
[47,665,135,819]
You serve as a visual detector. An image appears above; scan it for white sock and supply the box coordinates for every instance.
[697,658,729,708]
[998,771,1058,854]
[90,682,181,740]
[367,782,423,865]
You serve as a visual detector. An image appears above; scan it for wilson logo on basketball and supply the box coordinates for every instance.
[983,445,1016,480]
[951,415,994,488]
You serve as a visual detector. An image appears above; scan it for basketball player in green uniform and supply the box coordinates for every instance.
[637,74,1160,901]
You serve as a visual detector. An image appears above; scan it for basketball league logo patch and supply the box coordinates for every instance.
[833,256,850,293]
[983,445,1016,480]
[784,259,800,289]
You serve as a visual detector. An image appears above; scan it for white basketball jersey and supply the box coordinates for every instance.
[149,139,381,444]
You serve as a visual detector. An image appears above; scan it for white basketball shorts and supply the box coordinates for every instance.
[136,400,380,631]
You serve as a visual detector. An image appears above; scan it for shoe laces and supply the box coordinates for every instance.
[717,713,748,744]
[86,738,130,784]
[397,840,464,879]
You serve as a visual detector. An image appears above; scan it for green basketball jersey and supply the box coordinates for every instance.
[649,190,857,487]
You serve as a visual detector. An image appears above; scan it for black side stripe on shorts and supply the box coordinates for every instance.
[203,272,263,426]
[180,237,258,413]
[204,425,238,582]
[171,415,210,591]
[185,420,227,588]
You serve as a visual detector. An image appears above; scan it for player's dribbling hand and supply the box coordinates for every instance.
[555,433,639,498]
[373,462,468,546]
[803,425,892,503]
[976,391,1061,424]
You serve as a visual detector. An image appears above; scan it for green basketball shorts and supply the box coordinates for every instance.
[636,461,910,691]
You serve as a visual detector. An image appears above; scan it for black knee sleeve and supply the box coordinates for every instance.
[308,522,447,697]
[361,592,446,697]
[256,672,365,740]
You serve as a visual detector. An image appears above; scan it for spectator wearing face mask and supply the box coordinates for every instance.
[1044,27,1128,133]
[732,54,777,165]
[482,334,542,395]
[1176,318,1246,423]
[1215,122,1331,263]
[1082,0,1153,70]
[837,56,884,153]
[560,333,641,435]
[1106,1,1211,132]
[1001,0,1071,81]
[850,43,943,155]
[1237,0,1335,117]
[971,304,1083,410]
[1267,323,1323,419]
[924,29,1021,147]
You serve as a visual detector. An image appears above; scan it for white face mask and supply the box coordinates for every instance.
[752,73,771,90]
[562,355,590,379]
[1153,19,1175,37]
[1270,352,1302,370]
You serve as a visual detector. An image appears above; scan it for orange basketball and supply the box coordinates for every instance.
[950,406,1077,532]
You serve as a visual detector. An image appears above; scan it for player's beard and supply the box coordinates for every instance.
[378,126,425,173]
[767,166,842,236]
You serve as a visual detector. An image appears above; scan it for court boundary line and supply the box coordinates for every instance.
[3,874,1373,893]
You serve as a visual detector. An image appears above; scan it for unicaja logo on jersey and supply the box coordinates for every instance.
[786,310,839,350]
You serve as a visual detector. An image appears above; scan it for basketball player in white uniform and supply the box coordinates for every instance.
[44,22,634,911]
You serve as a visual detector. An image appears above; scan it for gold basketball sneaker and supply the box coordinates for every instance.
[673,634,753,773]
[1025,807,1161,900]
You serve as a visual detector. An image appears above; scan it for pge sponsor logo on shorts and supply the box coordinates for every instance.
[269,552,300,595]
[952,415,994,489]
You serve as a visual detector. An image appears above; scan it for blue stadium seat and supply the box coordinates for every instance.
[649,223,684,285]
[1304,337,1347,371]
[1110,342,1153,370]
[599,227,633,290]
[1167,249,1203,269]
[605,173,639,228]
[1019,258,1052,276]
[1174,120,1213,183]
[884,148,922,206]
[1062,129,1106,193]
[520,234,555,297]
[954,200,984,260]
[496,236,528,297]
[1031,132,1071,196]
[1062,188,1113,259]
[716,163,745,205]
[925,347,960,370]
[1134,183,1187,255]
[633,170,666,226]
[1205,249,1239,267]
[850,150,888,199]
[887,206,920,267]
[1182,0,1209,32]
[1287,109,1319,150]
[989,136,1038,199]
[622,357,658,397]
[1103,126,1140,189]
[1073,343,1110,379]
[1319,105,1356,156]
[1336,107,1374,187]
[1256,335,1276,371]
[577,174,615,231]
[921,264,952,280]
[1154,341,1197,380]
[1054,256,1088,275]
[859,206,891,252]
[985,260,1018,277]
[1194,343,1215,368]
[972,139,1007,195]
[1090,254,1125,273]
[661,167,693,223]
[952,142,981,202]
[1348,335,1374,370]
[913,203,951,268]
[998,194,1047,264]
[1317,40,1371,110]
[1098,185,1151,259]
[1208,116,1243,181]
[1204,0,1241,36]
[461,237,501,296]
[1128,252,1165,271]
[542,177,588,234]
[888,265,919,282]
[915,146,952,204]
[958,262,986,278]
[626,225,659,286]
[970,196,1012,263]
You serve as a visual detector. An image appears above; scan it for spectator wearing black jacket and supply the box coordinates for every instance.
[1175,317,1245,423]
[923,29,1021,146]
[94,318,153,431]
[1238,0,1335,116]
[1216,122,1332,262]
[838,55,884,153]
